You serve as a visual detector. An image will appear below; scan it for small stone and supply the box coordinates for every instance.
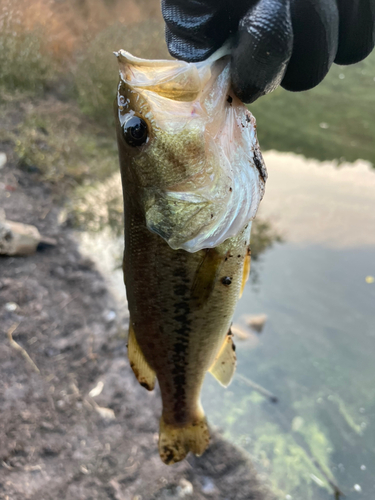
[80,464,89,474]
[5,302,18,312]
[231,323,251,340]
[201,477,217,495]
[242,313,267,333]
[89,381,104,398]
[354,484,362,492]
[95,405,116,421]
[177,479,193,497]
[0,152,7,169]
[0,219,41,256]
[103,310,116,323]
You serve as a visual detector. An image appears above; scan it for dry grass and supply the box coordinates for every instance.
[0,0,162,93]
[0,0,166,189]
[0,0,162,61]
[1,97,118,192]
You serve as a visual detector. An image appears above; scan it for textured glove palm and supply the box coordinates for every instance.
[162,0,375,102]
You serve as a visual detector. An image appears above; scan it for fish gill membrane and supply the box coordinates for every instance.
[115,49,267,464]
[115,49,267,253]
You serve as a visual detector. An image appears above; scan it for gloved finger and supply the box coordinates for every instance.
[281,0,339,92]
[162,0,249,62]
[335,0,375,65]
[231,0,293,103]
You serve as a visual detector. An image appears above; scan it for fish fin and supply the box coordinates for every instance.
[191,248,225,308]
[159,411,210,465]
[209,332,237,388]
[239,253,251,298]
[128,323,156,391]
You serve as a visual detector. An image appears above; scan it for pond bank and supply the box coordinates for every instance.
[0,157,273,499]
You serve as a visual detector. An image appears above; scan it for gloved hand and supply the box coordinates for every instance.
[162,0,375,102]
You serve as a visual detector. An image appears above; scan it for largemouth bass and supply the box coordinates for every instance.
[115,50,267,464]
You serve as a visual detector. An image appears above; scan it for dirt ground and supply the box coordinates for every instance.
[0,154,274,499]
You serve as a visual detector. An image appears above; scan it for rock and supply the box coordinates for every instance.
[201,477,218,496]
[89,381,104,398]
[5,302,18,312]
[0,218,56,256]
[231,323,260,349]
[0,152,7,169]
[242,313,267,333]
[94,405,116,421]
[0,219,41,255]
[231,323,252,340]
[177,479,193,498]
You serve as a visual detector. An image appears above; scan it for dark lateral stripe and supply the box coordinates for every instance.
[171,265,192,423]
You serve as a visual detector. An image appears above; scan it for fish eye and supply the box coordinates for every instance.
[122,115,148,147]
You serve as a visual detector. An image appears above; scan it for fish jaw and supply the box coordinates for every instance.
[115,51,266,253]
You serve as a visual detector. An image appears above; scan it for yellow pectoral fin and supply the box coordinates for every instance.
[209,332,237,388]
[239,253,251,298]
[128,323,156,391]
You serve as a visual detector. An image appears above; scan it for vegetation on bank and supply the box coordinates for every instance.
[1,0,375,167]
[251,52,375,166]
[0,3,167,190]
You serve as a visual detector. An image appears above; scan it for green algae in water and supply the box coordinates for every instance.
[205,379,335,499]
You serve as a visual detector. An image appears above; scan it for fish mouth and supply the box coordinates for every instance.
[116,49,212,102]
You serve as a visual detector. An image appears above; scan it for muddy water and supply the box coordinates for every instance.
[78,152,375,500]
[202,152,375,499]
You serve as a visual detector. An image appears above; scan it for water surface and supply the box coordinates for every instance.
[202,153,375,499]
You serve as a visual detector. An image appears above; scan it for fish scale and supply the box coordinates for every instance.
[115,49,265,464]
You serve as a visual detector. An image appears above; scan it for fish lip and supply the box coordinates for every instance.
[115,49,189,68]
[115,46,231,67]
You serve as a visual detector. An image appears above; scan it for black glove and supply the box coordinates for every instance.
[162,0,375,102]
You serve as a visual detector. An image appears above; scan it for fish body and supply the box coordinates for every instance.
[115,50,266,464]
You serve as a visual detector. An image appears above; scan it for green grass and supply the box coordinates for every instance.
[0,29,57,93]
[0,98,118,191]
[251,51,375,166]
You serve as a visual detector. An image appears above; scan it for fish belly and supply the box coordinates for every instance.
[124,198,251,462]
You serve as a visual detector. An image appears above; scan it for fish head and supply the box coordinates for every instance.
[115,50,266,252]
